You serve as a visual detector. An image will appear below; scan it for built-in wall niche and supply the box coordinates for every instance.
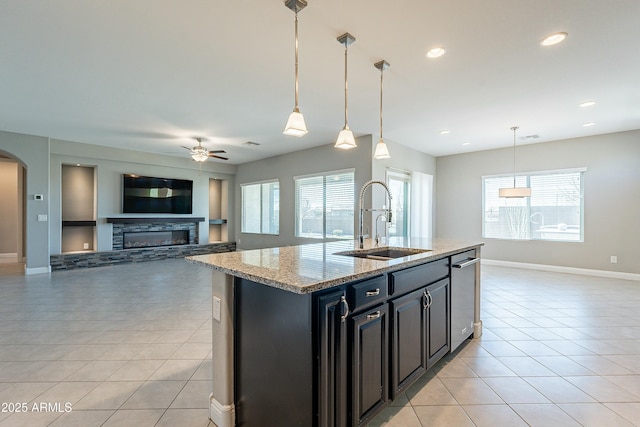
[61,164,96,253]
[209,178,229,243]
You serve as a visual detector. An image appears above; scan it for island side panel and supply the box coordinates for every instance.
[234,278,314,426]
[210,271,236,427]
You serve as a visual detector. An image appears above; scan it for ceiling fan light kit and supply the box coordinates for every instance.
[184,137,228,162]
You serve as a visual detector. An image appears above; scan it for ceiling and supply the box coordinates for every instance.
[1,0,639,165]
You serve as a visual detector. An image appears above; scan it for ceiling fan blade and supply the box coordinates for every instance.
[208,150,226,154]
[209,154,229,160]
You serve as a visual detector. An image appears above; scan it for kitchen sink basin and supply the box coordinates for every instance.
[336,247,431,260]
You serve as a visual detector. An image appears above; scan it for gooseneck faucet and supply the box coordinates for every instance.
[358,180,392,249]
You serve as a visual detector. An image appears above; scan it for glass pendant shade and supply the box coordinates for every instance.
[283,109,308,136]
[498,187,531,198]
[335,126,357,149]
[373,138,390,159]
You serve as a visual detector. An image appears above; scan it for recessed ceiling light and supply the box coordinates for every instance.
[462,142,471,146]
[583,122,596,127]
[426,47,446,58]
[541,32,568,46]
[579,101,596,108]
[439,129,450,135]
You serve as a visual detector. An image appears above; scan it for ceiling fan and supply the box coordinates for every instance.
[182,137,228,161]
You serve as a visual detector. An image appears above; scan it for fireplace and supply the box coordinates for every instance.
[123,230,189,249]
[107,217,204,250]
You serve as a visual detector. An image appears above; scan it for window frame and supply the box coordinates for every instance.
[240,179,280,235]
[294,168,355,240]
[482,168,586,242]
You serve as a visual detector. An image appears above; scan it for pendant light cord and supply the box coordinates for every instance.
[379,67,384,140]
[344,45,349,128]
[293,11,300,111]
[512,126,518,187]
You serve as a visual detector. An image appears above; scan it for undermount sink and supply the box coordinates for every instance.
[336,247,431,260]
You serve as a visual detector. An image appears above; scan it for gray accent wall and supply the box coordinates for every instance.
[436,130,640,274]
[50,139,236,254]
[234,136,438,250]
[0,130,50,273]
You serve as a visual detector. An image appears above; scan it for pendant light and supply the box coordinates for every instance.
[373,60,391,159]
[334,33,357,149]
[283,0,308,137]
[499,126,532,198]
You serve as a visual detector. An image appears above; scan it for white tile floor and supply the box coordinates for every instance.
[1,260,639,426]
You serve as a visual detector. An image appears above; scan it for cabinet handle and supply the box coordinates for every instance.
[423,290,433,309]
[366,289,380,297]
[367,311,381,320]
[340,296,350,322]
[452,257,480,269]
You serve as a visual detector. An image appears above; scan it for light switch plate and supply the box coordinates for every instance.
[37,214,48,222]
[213,296,222,322]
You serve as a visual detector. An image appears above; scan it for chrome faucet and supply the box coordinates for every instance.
[358,180,392,249]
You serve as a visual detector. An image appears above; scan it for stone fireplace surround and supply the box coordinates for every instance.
[50,217,235,271]
[109,217,201,250]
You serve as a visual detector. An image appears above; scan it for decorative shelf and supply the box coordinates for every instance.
[106,217,205,224]
[209,219,228,225]
[62,220,97,227]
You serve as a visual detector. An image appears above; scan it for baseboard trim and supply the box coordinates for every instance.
[0,253,18,263]
[483,259,640,282]
[209,393,235,427]
[24,266,51,275]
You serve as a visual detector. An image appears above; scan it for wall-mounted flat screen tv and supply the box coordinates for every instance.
[122,175,193,214]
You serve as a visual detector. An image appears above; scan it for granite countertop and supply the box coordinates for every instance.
[186,237,483,294]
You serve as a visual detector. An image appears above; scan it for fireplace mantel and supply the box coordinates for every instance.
[106,217,205,224]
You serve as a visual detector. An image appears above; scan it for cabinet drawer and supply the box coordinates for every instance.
[348,275,388,312]
[389,258,449,296]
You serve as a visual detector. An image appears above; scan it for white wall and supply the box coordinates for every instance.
[436,130,640,274]
[50,139,236,254]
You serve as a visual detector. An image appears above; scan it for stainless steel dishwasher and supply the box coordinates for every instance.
[450,250,480,352]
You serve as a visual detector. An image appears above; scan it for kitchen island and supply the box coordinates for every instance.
[187,237,483,427]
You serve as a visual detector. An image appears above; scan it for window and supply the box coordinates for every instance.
[387,170,411,238]
[241,180,279,234]
[483,169,584,242]
[295,169,355,239]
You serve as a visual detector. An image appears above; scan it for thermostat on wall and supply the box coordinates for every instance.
[34,194,44,201]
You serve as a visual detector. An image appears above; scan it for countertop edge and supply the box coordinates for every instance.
[187,240,483,295]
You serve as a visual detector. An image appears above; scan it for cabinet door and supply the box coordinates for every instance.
[390,288,426,398]
[426,278,450,369]
[317,290,348,427]
[350,304,388,426]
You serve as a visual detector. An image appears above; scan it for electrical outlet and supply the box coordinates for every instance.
[610,256,618,264]
[83,243,89,250]
[37,214,47,222]
[213,296,222,322]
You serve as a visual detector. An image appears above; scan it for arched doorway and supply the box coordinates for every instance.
[0,153,26,275]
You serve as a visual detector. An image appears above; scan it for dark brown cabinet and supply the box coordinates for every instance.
[390,287,426,398]
[349,304,388,426]
[233,252,465,427]
[426,278,450,369]
[317,289,348,427]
